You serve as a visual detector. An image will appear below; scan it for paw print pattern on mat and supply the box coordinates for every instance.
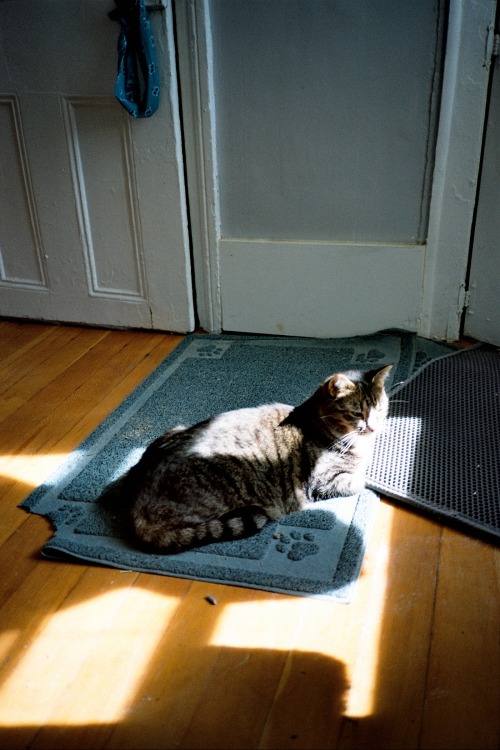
[48,503,84,531]
[274,530,319,561]
[190,341,231,359]
[356,349,385,364]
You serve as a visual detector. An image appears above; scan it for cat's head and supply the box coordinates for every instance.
[318,364,392,438]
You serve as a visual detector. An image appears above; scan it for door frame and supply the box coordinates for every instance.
[175,0,497,340]
[462,0,500,346]
[421,0,497,340]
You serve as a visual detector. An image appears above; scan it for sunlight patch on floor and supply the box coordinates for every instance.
[209,596,306,651]
[338,413,423,715]
[0,587,181,727]
[0,631,19,665]
[344,504,395,718]
[0,453,71,487]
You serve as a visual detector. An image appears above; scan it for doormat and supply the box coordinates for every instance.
[20,330,453,602]
[367,345,500,543]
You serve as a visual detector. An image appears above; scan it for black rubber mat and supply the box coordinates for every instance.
[367,346,500,542]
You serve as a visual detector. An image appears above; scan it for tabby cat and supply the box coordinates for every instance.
[110,364,392,553]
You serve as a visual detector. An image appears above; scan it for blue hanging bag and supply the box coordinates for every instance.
[109,0,160,118]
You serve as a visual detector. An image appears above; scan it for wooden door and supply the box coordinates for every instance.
[0,0,194,332]
[180,0,445,337]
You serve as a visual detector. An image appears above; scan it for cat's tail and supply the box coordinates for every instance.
[133,505,282,553]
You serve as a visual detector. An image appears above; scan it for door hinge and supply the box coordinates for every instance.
[485,25,500,69]
[458,284,471,314]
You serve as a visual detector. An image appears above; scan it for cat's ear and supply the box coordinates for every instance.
[371,364,393,386]
[327,373,356,399]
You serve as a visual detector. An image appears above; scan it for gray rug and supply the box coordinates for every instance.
[20,330,452,602]
[367,345,500,543]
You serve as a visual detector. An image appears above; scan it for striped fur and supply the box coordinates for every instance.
[112,365,391,552]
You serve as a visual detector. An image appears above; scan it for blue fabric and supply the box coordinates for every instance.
[109,0,160,118]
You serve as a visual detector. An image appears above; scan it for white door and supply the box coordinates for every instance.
[177,0,496,340]
[464,38,500,346]
[0,0,194,332]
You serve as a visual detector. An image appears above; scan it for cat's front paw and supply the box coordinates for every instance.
[310,473,366,500]
[334,473,366,497]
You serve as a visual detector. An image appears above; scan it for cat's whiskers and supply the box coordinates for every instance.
[333,430,359,455]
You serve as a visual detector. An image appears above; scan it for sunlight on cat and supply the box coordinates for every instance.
[0,453,71,487]
[0,587,181,726]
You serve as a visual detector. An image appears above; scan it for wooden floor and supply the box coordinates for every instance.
[0,320,498,750]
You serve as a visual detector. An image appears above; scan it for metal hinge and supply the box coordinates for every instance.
[493,33,500,56]
[485,25,500,69]
[457,284,471,314]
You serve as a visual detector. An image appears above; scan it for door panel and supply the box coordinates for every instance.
[209,0,444,336]
[63,99,147,301]
[0,95,47,289]
[220,240,425,338]
[0,0,194,331]
[212,2,439,246]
